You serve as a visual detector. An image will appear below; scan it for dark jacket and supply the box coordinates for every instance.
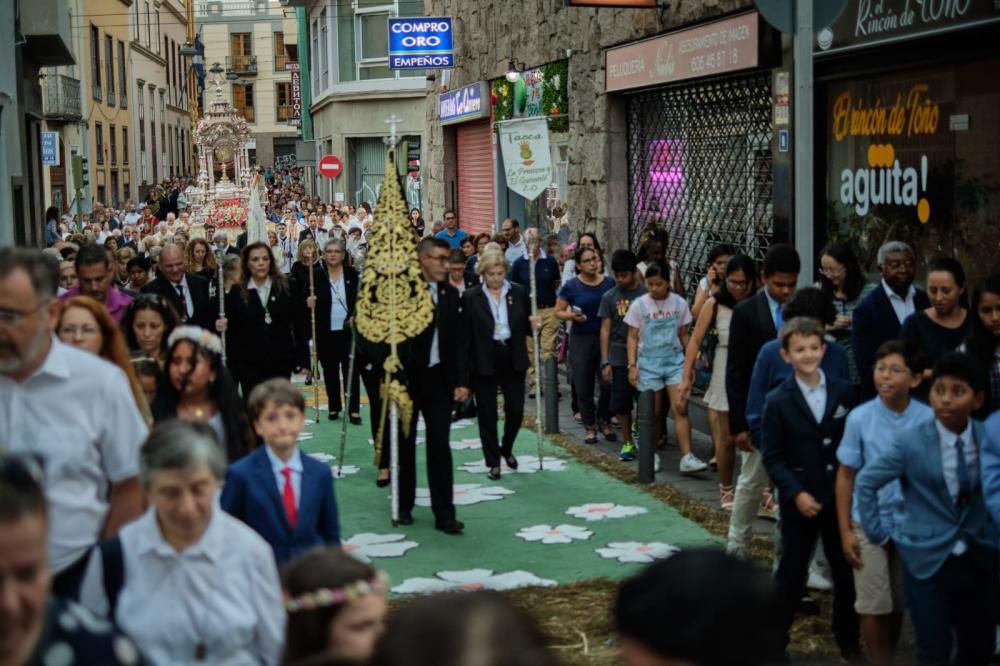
[851,284,930,399]
[220,447,340,563]
[726,290,779,434]
[760,373,854,513]
[224,281,297,377]
[311,265,360,332]
[141,273,217,331]
[463,283,532,376]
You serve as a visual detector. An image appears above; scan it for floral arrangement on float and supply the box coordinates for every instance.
[211,199,248,228]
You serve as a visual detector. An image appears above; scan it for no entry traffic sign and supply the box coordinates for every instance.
[319,155,343,179]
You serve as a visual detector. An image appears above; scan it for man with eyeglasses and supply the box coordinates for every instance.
[435,210,468,249]
[0,248,147,601]
[0,455,141,664]
[502,218,526,264]
[851,240,931,400]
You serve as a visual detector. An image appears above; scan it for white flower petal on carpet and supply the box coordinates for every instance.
[369,437,425,447]
[450,438,482,451]
[332,465,361,478]
[297,433,315,441]
[415,483,514,506]
[450,419,475,430]
[595,542,680,563]
[515,524,593,545]
[307,452,336,464]
[458,457,567,474]
[343,533,419,563]
[565,503,649,522]
[391,569,556,595]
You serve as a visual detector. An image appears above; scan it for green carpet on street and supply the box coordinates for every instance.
[295,381,720,594]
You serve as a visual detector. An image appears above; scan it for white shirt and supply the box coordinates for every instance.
[428,282,440,367]
[936,420,977,556]
[0,339,148,572]
[80,505,285,666]
[171,275,194,318]
[485,281,512,342]
[264,445,302,509]
[505,237,526,265]
[795,370,827,424]
[276,235,294,274]
[881,279,918,324]
[328,271,348,332]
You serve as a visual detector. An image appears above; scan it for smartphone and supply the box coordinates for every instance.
[571,306,583,315]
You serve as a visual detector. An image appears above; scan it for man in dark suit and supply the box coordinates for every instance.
[761,317,860,661]
[213,231,240,256]
[851,240,930,400]
[298,214,327,246]
[141,244,217,330]
[725,243,799,554]
[395,237,470,534]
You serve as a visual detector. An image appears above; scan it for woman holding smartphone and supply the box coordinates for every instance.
[690,244,736,321]
[556,246,616,444]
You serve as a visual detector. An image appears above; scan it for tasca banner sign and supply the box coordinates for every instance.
[499,118,551,201]
[828,73,947,225]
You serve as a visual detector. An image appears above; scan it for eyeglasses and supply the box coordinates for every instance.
[726,278,750,289]
[819,265,846,277]
[874,364,911,376]
[0,302,50,327]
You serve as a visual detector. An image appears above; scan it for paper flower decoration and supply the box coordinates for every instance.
[458,457,567,475]
[342,533,418,563]
[565,503,649,522]
[450,438,483,451]
[307,452,335,464]
[415,484,514,506]
[392,569,556,595]
[332,465,360,478]
[595,542,680,563]
[515,524,592,545]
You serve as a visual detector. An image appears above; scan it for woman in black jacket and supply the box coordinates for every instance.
[221,241,298,397]
[463,250,534,480]
[304,238,362,422]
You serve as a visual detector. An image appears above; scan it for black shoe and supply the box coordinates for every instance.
[349,414,362,425]
[435,519,464,534]
[487,467,501,481]
[397,511,413,525]
[504,455,519,471]
[375,471,390,488]
[798,595,820,616]
[328,411,340,421]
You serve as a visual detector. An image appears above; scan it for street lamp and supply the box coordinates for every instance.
[179,40,197,57]
[209,62,224,75]
[505,58,525,83]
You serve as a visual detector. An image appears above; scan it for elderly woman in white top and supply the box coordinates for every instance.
[80,420,285,665]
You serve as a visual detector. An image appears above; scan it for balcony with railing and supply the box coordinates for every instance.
[120,90,128,108]
[276,104,293,121]
[274,53,289,71]
[236,106,255,123]
[227,54,258,74]
[106,86,116,107]
[43,73,83,122]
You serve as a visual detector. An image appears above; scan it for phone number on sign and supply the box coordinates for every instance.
[690,48,739,74]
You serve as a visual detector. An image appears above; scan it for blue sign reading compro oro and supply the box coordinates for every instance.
[388,17,454,70]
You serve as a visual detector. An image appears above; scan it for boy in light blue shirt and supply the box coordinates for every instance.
[835,339,931,666]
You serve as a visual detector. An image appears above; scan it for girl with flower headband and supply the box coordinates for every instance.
[281,548,389,666]
[151,326,255,462]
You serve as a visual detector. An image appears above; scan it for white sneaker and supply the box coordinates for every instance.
[679,453,709,474]
[807,568,833,591]
[654,455,662,473]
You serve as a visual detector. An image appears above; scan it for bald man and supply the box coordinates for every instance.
[140,244,217,331]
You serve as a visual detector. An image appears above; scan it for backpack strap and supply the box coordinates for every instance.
[99,536,125,620]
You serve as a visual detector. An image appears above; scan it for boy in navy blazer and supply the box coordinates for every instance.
[858,353,997,666]
[221,378,340,563]
[760,317,860,661]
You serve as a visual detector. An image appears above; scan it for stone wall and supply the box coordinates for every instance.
[423,0,753,243]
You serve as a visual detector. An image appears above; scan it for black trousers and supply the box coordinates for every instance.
[381,365,456,523]
[569,333,610,428]
[774,503,859,657]
[317,328,361,414]
[473,342,526,467]
[903,547,998,666]
[360,355,385,444]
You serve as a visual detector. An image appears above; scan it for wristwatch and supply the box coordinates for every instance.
[600,360,610,368]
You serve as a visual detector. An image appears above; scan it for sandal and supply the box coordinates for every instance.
[758,489,778,520]
[719,484,735,512]
[600,424,618,442]
[584,430,598,445]
[573,412,583,424]
[487,467,501,481]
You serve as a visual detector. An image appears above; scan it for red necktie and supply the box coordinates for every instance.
[281,467,297,529]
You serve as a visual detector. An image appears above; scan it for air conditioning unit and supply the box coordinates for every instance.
[206,1,223,16]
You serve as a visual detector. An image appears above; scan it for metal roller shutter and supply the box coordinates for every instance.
[456,120,495,236]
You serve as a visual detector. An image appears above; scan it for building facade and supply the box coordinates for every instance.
[129,0,194,200]
[196,0,300,169]
[301,0,425,212]
[2,0,75,245]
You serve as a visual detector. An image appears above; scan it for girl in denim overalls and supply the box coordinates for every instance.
[624,263,709,474]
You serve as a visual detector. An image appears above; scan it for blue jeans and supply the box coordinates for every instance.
[902,548,997,666]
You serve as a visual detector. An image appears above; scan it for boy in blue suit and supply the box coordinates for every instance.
[221,378,340,562]
[760,317,860,661]
[857,352,997,666]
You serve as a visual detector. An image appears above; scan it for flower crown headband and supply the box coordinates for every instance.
[284,572,389,613]
[167,326,224,357]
